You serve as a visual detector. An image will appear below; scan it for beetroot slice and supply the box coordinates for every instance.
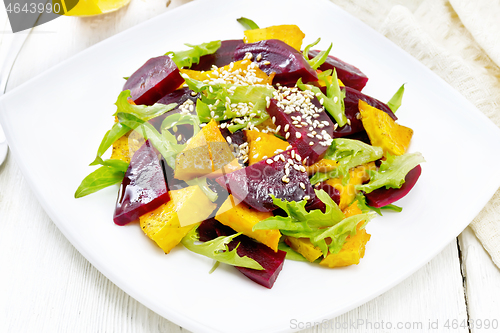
[216,149,315,212]
[123,55,184,106]
[113,140,170,225]
[309,50,368,91]
[190,40,244,71]
[234,39,318,85]
[207,220,286,289]
[365,165,422,208]
[330,86,397,138]
[267,98,334,165]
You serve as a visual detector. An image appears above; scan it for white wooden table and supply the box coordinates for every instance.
[1,1,499,332]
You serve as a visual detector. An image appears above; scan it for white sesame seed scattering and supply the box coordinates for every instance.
[271,85,335,147]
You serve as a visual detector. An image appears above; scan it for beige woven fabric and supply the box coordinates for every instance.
[332,0,500,268]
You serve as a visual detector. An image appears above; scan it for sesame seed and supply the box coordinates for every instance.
[226,136,232,144]
[300,182,306,190]
[262,156,268,159]
[296,132,302,138]
[253,154,259,159]
[304,195,310,200]
[284,124,290,132]
[333,96,338,103]
[282,176,290,183]
[173,125,178,133]
[274,149,284,154]
[276,125,281,132]
[295,154,301,162]
[266,159,273,164]
[347,118,351,126]
[255,137,261,142]
[272,116,276,124]
[263,61,271,65]
[177,134,182,141]
[285,132,290,139]
[333,123,339,130]
[280,155,286,162]
[256,53,262,61]
[294,164,301,171]
[291,150,295,159]
[309,141,314,146]
[274,156,280,162]
[356,112,361,119]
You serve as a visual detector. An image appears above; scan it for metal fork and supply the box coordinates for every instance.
[0,30,34,166]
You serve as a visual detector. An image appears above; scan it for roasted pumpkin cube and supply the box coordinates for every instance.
[243,25,305,51]
[181,59,273,85]
[359,100,413,156]
[326,162,376,210]
[305,159,338,175]
[110,130,145,163]
[215,195,280,252]
[320,200,371,268]
[139,186,217,253]
[285,237,323,262]
[245,130,290,165]
[174,119,234,180]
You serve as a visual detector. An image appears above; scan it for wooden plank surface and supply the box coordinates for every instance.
[459,227,500,333]
[0,1,497,332]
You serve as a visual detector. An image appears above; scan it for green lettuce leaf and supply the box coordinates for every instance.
[310,138,383,184]
[117,112,182,169]
[297,75,347,127]
[370,204,403,216]
[387,84,405,113]
[181,227,264,270]
[277,242,309,262]
[166,40,221,69]
[237,17,259,30]
[302,38,333,70]
[75,159,128,198]
[312,212,375,254]
[90,121,132,166]
[90,90,176,166]
[356,152,425,193]
[254,189,351,256]
[183,75,274,131]
[114,90,177,121]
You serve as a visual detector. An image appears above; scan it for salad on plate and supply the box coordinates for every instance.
[75,19,424,289]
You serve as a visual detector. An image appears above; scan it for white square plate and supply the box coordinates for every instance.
[2,0,500,332]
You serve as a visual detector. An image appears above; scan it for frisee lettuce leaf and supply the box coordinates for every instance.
[75,159,128,198]
[387,84,405,113]
[254,189,358,256]
[237,17,259,30]
[310,138,383,184]
[277,242,309,262]
[312,212,375,254]
[296,75,347,127]
[356,152,425,193]
[166,40,221,69]
[114,90,176,121]
[302,38,333,70]
[370,204,403,216]
[183,74,273,132]
[181,227,264,271]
